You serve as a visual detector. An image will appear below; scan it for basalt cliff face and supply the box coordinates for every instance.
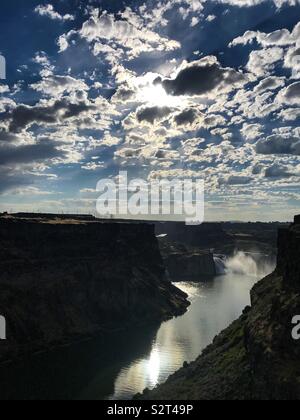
[137,217,300,400]
[158,237,216,281]
[0,216,189,364]
[164,252,216,281]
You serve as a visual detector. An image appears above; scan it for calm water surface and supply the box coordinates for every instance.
[0,274,258,400]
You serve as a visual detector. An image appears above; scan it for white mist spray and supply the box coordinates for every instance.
[214,251,275,278]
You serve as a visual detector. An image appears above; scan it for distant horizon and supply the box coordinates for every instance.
[1,210,294,224]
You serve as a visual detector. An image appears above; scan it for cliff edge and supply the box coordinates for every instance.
[137,216,300,400]
[0,216,189,364]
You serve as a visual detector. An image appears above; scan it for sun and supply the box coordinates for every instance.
[137,83,185,108]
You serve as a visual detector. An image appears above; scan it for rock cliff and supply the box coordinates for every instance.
[137,216,300,400]
[164,252,216,281]
[158,237,217,281]
[0,216,189,364]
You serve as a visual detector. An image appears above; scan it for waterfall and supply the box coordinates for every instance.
[225,252,259,276]
[214,251,275,278]
[214,255,227,275]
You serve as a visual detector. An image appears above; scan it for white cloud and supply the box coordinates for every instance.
[241,123,264,141]
[278,108,300,121]
[31,75,89,97]
[284,46,300,78]
[246,47,284,76]
[254,76,285,93]
[277,82,300,106]
[35,4,74,21]
[191,17,201,26]
[57,34,70,53]
[79,11,180,59]
[206,15,217,22]
[0,85,9,94]
[219,0,300,7]
[230,28,294,48]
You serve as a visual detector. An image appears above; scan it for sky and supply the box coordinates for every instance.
[0,0,300,222]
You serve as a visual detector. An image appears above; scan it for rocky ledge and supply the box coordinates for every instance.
[136,216,300,400]
[0,215,189,364]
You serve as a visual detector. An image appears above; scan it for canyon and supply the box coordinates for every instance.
[136,216,300,400]
[0,215,189,364]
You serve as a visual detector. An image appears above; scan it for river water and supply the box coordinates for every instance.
[0,273,261,400]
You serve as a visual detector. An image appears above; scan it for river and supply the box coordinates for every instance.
[0,273,261,400]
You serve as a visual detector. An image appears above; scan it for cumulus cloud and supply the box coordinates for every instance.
[284,46,300,78]
[8,99,95,133]
[204,114,226,128]
[241,123,264,141]
[265,163,294,178]
[31,75,89,97]
[230,28,294,48]
[277,82,300,106]
[246,47,284,77]
[231,21,300,79]
[35,4,74,21]
[254,76,285,93]
[156,56,247,97]
[79,11,180,59]
[174,108,201,125]
[278,108,300,121]
[136,106,173,124]
[256,135,300,155]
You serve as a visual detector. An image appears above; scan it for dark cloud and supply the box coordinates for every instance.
[219,175,253,185]
[113,87,135,102]
[284,82,300,99]
[0,139,65,166]
[252,164,264,175]
[8,100,94,133]
[174,108,199,125]
[265,164,293,178]
[155,150,167,159]
[0,131,18,143]
[256,135,300,155]
[156,59,245,97]
[136,106,173,124]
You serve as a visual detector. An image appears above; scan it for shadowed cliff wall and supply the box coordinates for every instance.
[0,217,189,363]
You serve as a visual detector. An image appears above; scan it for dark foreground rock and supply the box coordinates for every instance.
[0,215,189,364]
[136,216,300,400]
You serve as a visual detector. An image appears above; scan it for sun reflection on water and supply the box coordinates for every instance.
[111,276,257,400]
[147,347,161,387]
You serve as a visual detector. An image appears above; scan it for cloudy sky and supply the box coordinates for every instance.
[0,0,300,221]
